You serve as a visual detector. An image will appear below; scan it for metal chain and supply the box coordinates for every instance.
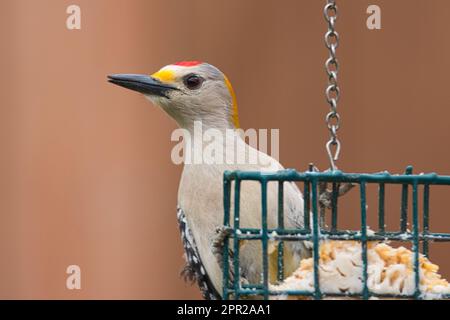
[324,0,341,171]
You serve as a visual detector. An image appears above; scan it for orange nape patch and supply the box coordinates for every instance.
[223,75,240,128]
[173,61,203,67]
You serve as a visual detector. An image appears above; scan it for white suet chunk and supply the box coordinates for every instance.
[271,240,450,300]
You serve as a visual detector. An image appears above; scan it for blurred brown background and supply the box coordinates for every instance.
[0,0,449,299]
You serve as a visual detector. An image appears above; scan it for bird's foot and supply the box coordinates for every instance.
[318,181,355,209]
[310,165,355,210]
[212,226,233,269]
[180,263,197,284]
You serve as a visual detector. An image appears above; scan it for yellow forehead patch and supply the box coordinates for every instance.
[151,69,175,83]
[223,75,240,128]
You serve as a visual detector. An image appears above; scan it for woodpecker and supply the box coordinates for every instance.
[108,61,311,299]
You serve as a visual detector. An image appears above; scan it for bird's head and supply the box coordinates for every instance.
[108,61,239,130]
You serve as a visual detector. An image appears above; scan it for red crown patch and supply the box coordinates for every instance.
[173,61,203,67]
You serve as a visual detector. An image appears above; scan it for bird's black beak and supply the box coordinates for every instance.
[108,74,177,98]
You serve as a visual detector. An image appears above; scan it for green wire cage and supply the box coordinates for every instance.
[221,166,450,300]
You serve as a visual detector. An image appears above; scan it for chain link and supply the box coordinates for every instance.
[324,0,341,170]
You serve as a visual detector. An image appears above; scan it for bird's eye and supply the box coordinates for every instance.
[183,74,204,90]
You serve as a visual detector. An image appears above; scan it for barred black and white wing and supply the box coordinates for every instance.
[177,207,221,300]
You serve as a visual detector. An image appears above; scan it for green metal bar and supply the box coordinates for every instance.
[412,182,421,299]
[226,169,450,185]
[401,166,413,232]
[319,181,326,229]
[277,182,285,282]
[222,174,231,300]
[303,181,311,232]
[378,183,385,232]
[331,182,338,232]
[235,228,450,242]
[311,179,321,300]
[235,289,450,300]
[233,179,241,300]
[360,181,369,299]
[261,180,269,300]
[423,184,430,257]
